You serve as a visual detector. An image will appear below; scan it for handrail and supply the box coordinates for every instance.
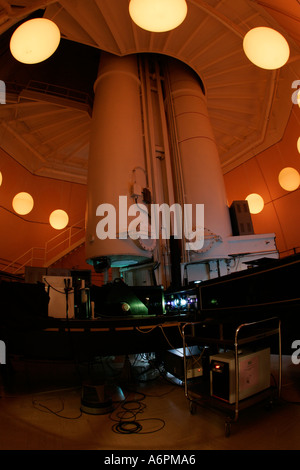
[44,219,85,264]
[2,219,86,274]
[1,247,45,274]
[6,80,93,110]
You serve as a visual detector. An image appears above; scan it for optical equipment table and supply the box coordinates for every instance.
[2,315,193,361]
[181,316,282,437]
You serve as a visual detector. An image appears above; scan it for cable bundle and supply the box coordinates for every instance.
[109,390,165,435]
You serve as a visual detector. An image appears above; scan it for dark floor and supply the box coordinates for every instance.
[0,353,299,451]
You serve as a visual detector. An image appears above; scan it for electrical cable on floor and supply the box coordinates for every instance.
[109,389,165,435]
[32,396,83,420]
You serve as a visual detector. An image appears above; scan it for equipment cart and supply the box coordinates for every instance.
[182,316,282,437]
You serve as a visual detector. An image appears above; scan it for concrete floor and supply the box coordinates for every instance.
[0,353,299,451]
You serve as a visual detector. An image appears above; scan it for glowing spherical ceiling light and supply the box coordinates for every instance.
[245,193,264,214]
[278,167,300,191]
[129,0,188,32]
[49,209,69,230]
[243,27,290,70]
[297,137,300,154]
[0,171,2,186]
[10,18,60,64]
[12,192,34,215]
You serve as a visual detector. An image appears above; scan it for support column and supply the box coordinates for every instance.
[86,52,153,271]
[166,58,232,258]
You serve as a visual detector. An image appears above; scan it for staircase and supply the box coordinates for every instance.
[1,219,86,276]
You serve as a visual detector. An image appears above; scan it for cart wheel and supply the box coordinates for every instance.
[225,419,231,437]
[189,401,196,415]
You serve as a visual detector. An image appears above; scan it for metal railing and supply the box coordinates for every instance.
[6,80,94,112]
[2,219,86,275]
[44,219,85,266]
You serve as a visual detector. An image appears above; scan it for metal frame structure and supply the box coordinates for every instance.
[182,316,282,437]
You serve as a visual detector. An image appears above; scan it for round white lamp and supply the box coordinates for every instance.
[10,18,60,64]
[12,192,34,215]
[297,137,300,154]
[245,193,264,214]
[49,209,69,230]
[278,167,300,191]
[129,0,188,32]
[243,27,289,70]
[0,171,2,186]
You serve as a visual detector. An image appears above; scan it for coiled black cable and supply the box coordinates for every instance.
[109,391,165,435]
